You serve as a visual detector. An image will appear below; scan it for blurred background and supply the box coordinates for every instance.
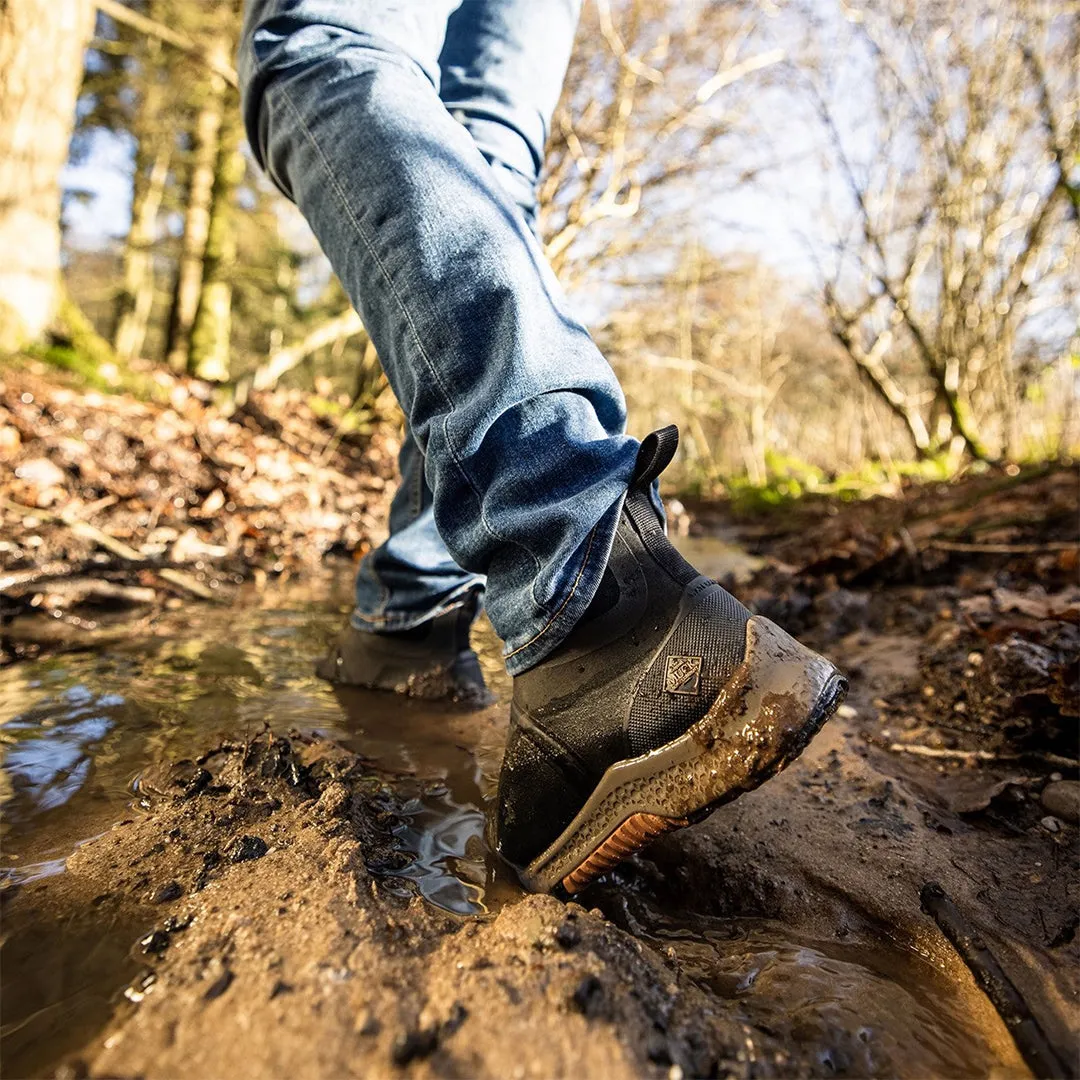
[1,0,1077,499]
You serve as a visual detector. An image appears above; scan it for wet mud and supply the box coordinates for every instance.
[1,465,1077,1078]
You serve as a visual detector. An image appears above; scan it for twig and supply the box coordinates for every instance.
[2,498,219,601]
[928,539,1077,555]
[251,310,365,392]
[920,883,1072,1080]
[95,0,239,87]
[157,569,215,601]
[36,580,158,606]
[888,743,1079,770]
[0,562,84,593]
[66,520,145,562]
[1,497,145,561]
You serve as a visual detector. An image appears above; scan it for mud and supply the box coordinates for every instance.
[1,725,1027,1080]
[1,451,1077,1077]
[0,732,860,1078]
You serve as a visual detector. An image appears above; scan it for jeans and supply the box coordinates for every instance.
[239,0,640,674]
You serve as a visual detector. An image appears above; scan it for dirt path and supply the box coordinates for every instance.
[2,370,1077,1078]
[1,728,1032,1079]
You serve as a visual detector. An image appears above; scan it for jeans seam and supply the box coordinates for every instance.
[274,78,532,575]
[352,584,477,628]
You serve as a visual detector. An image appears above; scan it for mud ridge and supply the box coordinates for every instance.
[5,730,827,1080]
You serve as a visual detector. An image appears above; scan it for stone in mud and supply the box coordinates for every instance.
[441,1002,467,1036]
[140,929,171,956]
[151,880,183,903]
[1040,780,1080,824]
[355,1010,380,1037]
[227,835,269,863]
[203,969,234,1001]
[390,1027,438,1066]
[555,918,581,949]
[571,974,608,1019]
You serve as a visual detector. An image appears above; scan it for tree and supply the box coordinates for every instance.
[189,100,244,381]
[539,0,784,286]
[802,0,1078,462]
[113,28,173,364]
[163,1,241,374]
[0,0,95,353]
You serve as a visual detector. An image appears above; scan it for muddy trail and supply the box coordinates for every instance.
[2,370,1078,1078]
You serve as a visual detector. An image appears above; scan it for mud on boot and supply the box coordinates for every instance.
[494,426,848,893]
[316,592,493,706]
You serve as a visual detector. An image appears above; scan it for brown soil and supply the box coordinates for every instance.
[4,732,844,1080]
[2,369,1077,1078]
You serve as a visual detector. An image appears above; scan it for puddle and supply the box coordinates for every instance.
[600,892,1015,1078]
[675,533,766,584]
[0,571,1023,1077]
[0,575,512,1076]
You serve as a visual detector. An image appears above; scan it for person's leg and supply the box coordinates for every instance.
[351,427,482,633]
[240,0,847,896]
[240,0,638,676]
[346,0,584,648]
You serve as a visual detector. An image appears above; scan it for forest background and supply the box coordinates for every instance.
[1,0,1077,500]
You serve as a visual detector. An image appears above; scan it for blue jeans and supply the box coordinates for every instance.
[239,0,640,674]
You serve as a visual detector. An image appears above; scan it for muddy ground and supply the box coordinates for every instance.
[1,365,1078,1078]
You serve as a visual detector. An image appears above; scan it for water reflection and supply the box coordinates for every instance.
[598,896,1021,1079]
[0,576,508,912]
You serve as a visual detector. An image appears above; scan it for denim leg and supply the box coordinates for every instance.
[353,427,483,630]
[354,0,583,631]
[438,0,582,231]
[239,1,639,674]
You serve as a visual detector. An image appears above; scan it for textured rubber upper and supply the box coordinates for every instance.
[626,579,748,754]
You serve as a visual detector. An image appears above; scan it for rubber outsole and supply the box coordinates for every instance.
[517,615,847,894]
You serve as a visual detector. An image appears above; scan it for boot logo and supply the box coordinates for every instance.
[665,655,702,695]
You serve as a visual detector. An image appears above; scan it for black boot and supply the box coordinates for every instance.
[316,591,493,706]
[494,426,847,892]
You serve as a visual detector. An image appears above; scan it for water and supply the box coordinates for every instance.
[0,568,1023,1077]
[598,895,1018,1079]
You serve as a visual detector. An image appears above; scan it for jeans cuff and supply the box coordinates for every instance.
[499,488,627,676]
[349,579,482,633]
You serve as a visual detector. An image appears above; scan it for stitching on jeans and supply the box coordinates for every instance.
[274,81,527,568]
[504,522,598,659]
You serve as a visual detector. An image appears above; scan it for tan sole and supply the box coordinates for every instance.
[561,812,688,894]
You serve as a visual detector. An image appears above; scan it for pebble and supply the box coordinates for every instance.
[571,974,606,1018]
[391,1027,438,1066]
[151,880,184,904]
[355,1010,380,1037]
[1041,816,1061,833]
[203,969,234,1001]
[140,929,170,955]
[1041,781,1079,824]
[554,920,581,949]
[228,835,269,863]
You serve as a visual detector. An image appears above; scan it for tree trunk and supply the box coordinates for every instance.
[0,0,94,353]
[188,99,243,381]
[164,61,226,372]
[113,36,171,364]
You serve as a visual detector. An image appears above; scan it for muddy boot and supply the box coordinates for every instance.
[316,593,493,706]
[495,426,848,893]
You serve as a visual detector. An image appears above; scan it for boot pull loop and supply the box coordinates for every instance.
[632,425,679,488]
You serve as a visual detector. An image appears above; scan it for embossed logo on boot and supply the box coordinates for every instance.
[665,655,702,695]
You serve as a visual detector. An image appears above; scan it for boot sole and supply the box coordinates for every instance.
[518,615,847,894]
[317,643,494,705]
